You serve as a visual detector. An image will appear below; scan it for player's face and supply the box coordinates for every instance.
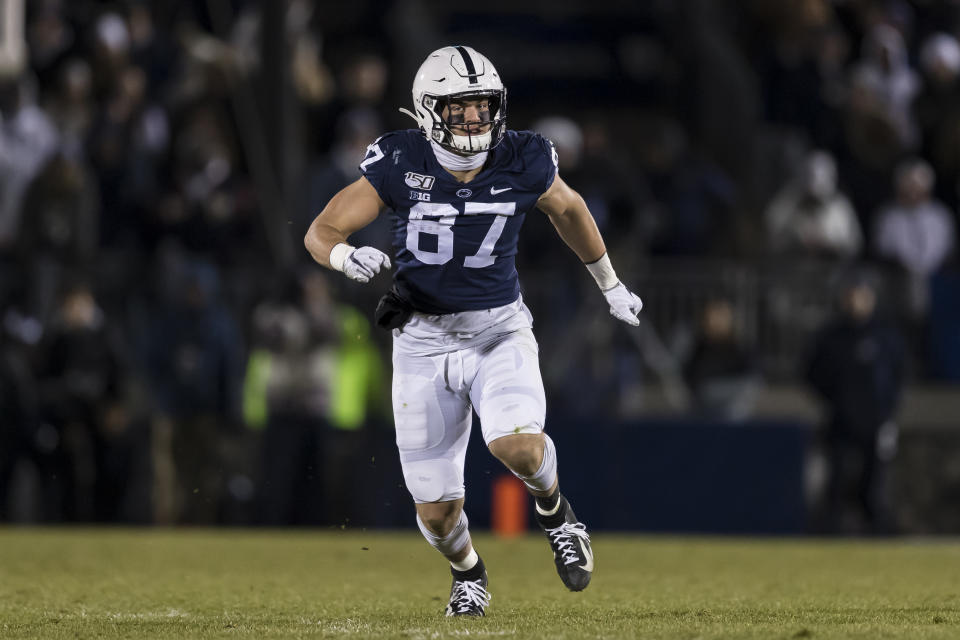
[443,98,492,135]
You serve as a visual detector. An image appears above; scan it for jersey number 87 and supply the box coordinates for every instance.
[407,202,516,268]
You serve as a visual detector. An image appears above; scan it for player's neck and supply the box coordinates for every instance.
[431,140,487,183]
[443,165,484,184]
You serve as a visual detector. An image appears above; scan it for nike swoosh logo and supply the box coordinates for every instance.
[579,539,594,572]
[490,186,512,195]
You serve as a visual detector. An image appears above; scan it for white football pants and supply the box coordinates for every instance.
[392,327,546,503]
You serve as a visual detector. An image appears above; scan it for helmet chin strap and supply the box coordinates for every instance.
[431,140,488,171]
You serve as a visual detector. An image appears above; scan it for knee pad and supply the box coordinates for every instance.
[402,458,464,503]
[417,509,471,557]
[515,432,557,493]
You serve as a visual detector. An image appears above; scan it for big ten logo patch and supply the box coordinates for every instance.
[410,190,431,201]
[404,172,436,190]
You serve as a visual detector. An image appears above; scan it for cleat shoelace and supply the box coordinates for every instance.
[448,579,491,615]
[545,522,591,565]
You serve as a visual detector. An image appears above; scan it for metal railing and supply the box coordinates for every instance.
[630,258,855,381]
[628,258,912,384]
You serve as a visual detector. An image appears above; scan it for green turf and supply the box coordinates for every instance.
[0,528,958,639]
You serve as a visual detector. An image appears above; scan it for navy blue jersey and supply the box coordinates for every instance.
[359,129,557,314]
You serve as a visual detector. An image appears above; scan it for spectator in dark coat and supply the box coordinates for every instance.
[0,325,39,521]
[36,281,131,521]
[143,253,243,524]
[806,270,906,534]
[684,296,762,421]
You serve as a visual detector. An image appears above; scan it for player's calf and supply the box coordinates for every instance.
[491,433,594,591]
[417,508,492,616]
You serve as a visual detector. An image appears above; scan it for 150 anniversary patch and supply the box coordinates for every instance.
[404,172,435,190]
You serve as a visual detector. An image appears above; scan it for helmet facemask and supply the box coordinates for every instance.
[422,90,506,154]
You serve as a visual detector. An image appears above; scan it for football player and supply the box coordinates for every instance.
[304,45,643,617]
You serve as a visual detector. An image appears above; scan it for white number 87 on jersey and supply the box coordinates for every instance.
[407,202,516,268]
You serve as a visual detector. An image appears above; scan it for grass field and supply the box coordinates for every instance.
[1,528,958,639]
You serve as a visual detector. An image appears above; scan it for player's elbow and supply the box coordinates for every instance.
[303,219,330,262]
[303,224,317,254]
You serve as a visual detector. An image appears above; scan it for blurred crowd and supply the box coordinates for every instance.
[0,0,958,530]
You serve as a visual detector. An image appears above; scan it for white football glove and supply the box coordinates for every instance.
[603,282,643,326]
[342,246,391,283]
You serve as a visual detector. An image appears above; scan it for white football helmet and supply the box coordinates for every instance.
[400,45,507,154]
